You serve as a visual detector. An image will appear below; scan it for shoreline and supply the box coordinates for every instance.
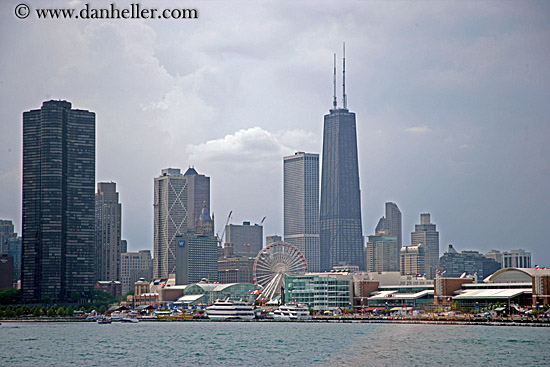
[2,316,549,327]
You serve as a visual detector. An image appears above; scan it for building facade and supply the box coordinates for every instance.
[183,167,210,231]
[22,100,95,302]
[120,250,153,295]
[375,202,402,247]
[217,256,255,284]
[319,107,364,270]
[226,221,263,256]
[95,182,122,282]
[400,243,426,276]
[411,213,439,279]
[438,244,501,281]
[365,231,399,272]
[153,168,188,279]
[0,220,16,255]
[283,152,320,272]
[8,236,22,285]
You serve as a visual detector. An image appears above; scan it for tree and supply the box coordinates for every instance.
[42,296,52,305]
[46,308,56,317]
[32,306,42,317]
[0,288,20,305]
[70,292,81,303]
[65,306,74,316]
[56,306,66,316]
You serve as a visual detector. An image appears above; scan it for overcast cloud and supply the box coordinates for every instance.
[1,0,549,265]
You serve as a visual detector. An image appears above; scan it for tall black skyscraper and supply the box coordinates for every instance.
[320,46,365,271]
[22,100,95,302]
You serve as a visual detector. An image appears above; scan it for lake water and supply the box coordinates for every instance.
[1,321,549,366]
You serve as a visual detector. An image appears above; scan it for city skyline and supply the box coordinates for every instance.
[1,1,549,266]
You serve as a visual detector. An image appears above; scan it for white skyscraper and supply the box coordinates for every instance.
[411,213,439,279]
[284,152,320,272]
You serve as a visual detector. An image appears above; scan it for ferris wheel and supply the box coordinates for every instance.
[253,241,308,301]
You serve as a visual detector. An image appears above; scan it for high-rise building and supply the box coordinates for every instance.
[365,231,399,272]
[22,100,95,302]
[175,204,218,284]
[400,243,426,276]
[439,244,501,281]
[266,235,282,246]
[226,221,263,256]
[95,182,122,281]
[320,47,364,271]
[153,168,188,279]
[120,250,152,295]
[183,167,210,231]
[411,213,439,279]
[375,202,402,247]
[0,219,16,255]
[486,249,532,269]
[8,236,22,285]
[217,256,255,284]
[284,152,320,272]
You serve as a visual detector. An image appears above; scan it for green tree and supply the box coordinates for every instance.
[4,307,15,318]
[46,308,55,317]
[15,306,24,317]
[70,292,81,303]
[0,288,20,304]
[42,296,52,305]
[65,306,74,316]
[56,306,66,316]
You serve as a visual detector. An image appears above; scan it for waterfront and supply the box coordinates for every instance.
[1,322,549,366]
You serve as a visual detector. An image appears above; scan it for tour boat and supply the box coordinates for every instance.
[271,304,312,321]
[206,300,255,320]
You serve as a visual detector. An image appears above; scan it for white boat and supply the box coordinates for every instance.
[206,300,255,320]
[272,304,312,321]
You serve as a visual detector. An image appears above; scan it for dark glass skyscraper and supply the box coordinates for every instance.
[22,100,95,302]
[320,49,364,270]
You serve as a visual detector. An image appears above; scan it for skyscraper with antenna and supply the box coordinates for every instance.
[319,43,365,271]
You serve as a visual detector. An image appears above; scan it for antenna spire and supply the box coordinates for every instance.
[342,42,347,109]
[333,53,337,109]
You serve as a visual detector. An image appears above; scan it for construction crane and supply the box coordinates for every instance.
[259,216,266,226]
[216,210,232,247]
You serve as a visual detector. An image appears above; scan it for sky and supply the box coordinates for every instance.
[1,0,549,266]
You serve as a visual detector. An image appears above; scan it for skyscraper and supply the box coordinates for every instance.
[284,152,320,272]
[411,213,439,279]
[153,168,188,279]
[365,230,399,272]
[226,221,263,256]
[319,46,364,271]
[120,250,152,295]
[375,202,402,247]
[183,167,210,231]
[95,182,122,281]
[0,219,16,255]
[22,100,95,302]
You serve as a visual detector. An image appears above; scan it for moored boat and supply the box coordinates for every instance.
[206,300,255,320]
[272,304,311,321]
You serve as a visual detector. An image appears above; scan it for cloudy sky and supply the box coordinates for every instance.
[1,0,549,266]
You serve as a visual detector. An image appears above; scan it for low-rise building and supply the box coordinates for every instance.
[94,280,122,298]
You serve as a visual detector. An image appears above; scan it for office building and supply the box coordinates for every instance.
[284,152,320,272]
[0,255,14,288]
[95,182,122,281]
[0,220,16,255]
[120,250,153,295]
[175,204,218,284]
[21,100,95,302]
[226,221,263,256]
[439,244,501,281]
[217,256,255,284]
[319,48,364,271]
[153,168,188,279]
[400,243,426,276]
[365,231,399,272]
[8,236,22,285]
[411,213,439,279]
[266,235,282,246]
[486,249,532,269]
[183,167,210,231]
[375,202,402,246]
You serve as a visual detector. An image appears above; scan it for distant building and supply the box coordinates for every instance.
[226,221,263,256]
[411,213,439,279]
[319,55,364,271]
[365,231,399,272]
[8,236,21,285]
[284,152,320,272]
[183,167,210,231]
[153,168,188,279]
[439,244,501,281]
[266,235,282,246]
[375,202,402,247]
[120,250,153,295]
[217,256,255,284]
[175,204,218,285]
[0,220,16,255]
[400,243,426,277]
[485,249,532,269]
[22,100,95,302]
[0,255,14,288]
[95,182,122,282]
